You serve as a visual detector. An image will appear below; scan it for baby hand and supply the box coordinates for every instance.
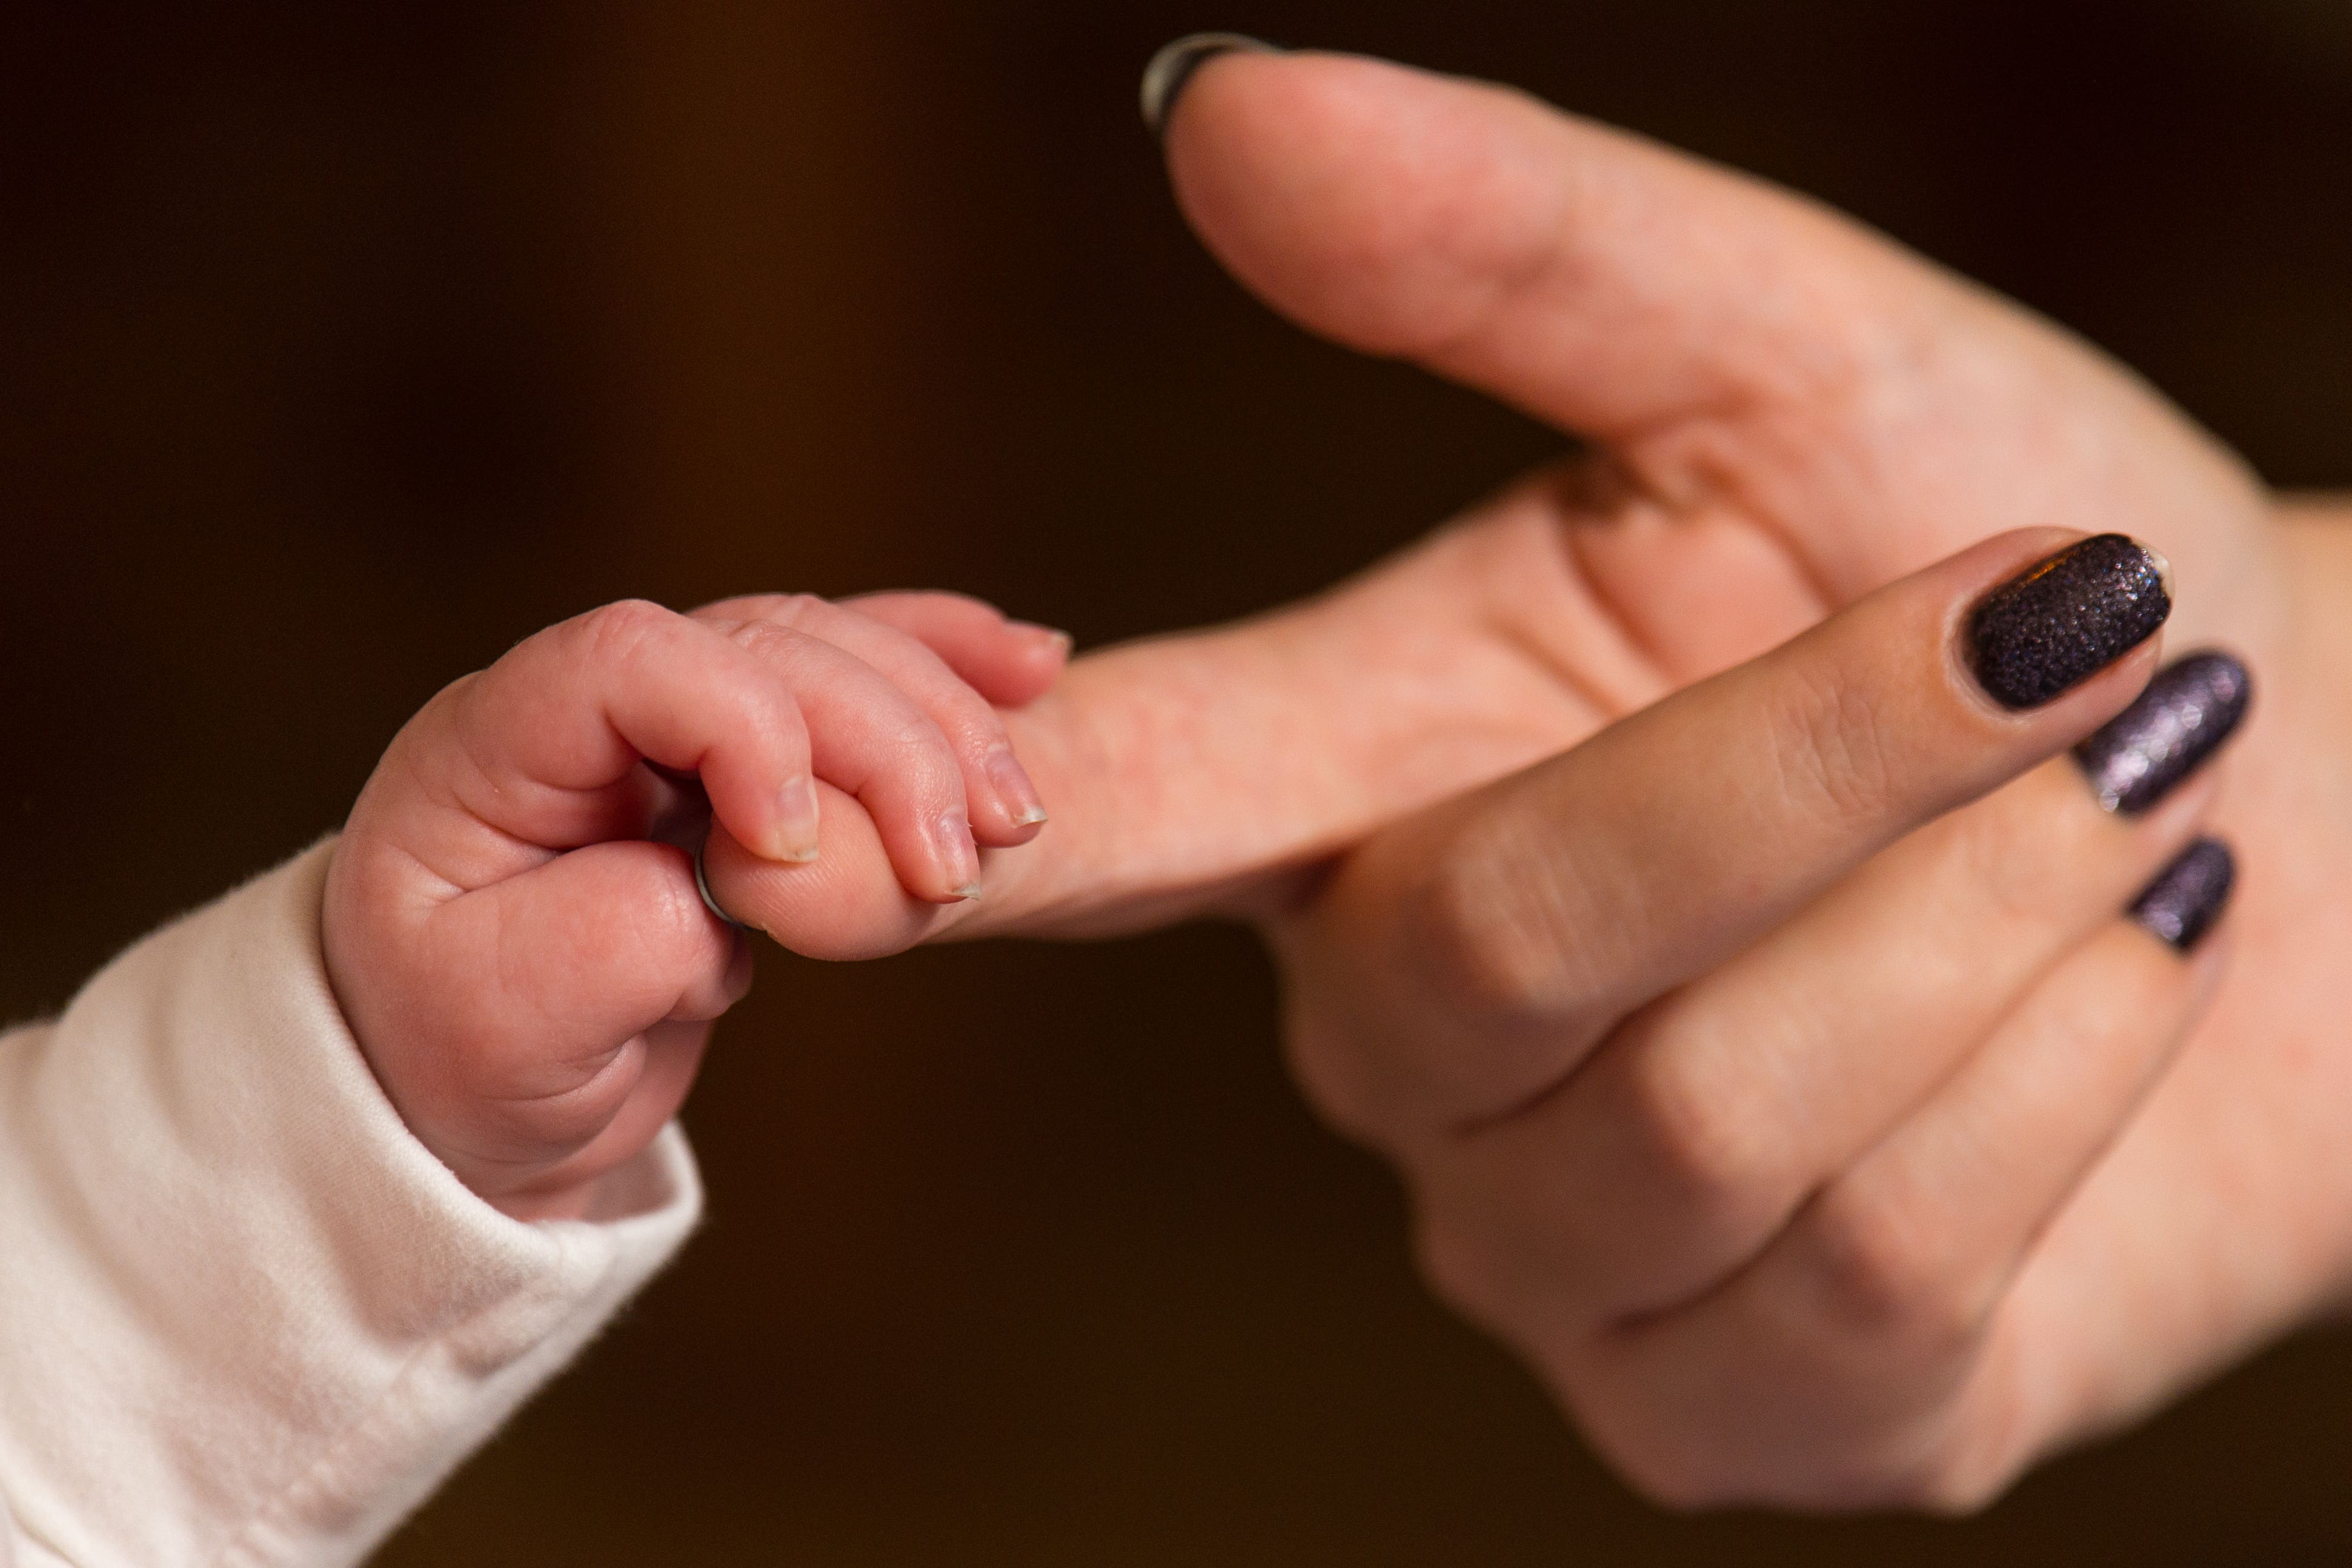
[321,593,1068,1219]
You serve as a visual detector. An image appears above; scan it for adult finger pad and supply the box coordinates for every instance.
[702,811,952,962]
[1167,51,1569,362]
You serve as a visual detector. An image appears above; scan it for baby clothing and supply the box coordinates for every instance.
[0,843,699,1566]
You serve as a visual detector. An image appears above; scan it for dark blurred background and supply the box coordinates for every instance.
[5,1,2351,1561]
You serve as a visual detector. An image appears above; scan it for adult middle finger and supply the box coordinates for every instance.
[1410,653,2247,1320]
[1279,528,2173,1148]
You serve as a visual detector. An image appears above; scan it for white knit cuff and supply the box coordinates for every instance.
[0,840,702,1568]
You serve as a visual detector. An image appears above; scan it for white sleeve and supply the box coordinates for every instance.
[0,842,702,1567]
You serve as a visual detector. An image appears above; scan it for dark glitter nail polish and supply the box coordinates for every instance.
[1967,534,2172,709]
[2073,650,2251,813]
[2128,837,2234,952]
[1140,33,1282,135]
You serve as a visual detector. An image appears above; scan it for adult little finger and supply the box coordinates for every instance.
[1575,855,2233,1509]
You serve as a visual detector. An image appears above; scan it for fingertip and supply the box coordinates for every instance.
[948,612,1069,708]
[1164,48,1566,362]
[1009,619,1074,663]
[994,623,1073,707]
[773,773,823,863]
[979,814,1046,849]
[967,713,1049,844]
[824,778,982,907]
[1960,533,2172,715]
[1141,33,1283,136]
[919,806,985,903]
[839,591,1068,706]
[705,762,825,869]
[2073,648,2252,817]
[685,634,827,866]
[2180,912,2235,1005]
[2125,836,2236,958]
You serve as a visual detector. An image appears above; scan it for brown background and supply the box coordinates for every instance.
[6,1,2352,1561]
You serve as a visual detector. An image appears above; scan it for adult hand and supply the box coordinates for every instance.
[1144,47,2352,1507]
[1283,522,2230,1509]
[700,44,2352,1506]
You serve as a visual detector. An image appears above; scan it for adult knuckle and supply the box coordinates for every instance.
[1911,1392,2028,1515]
[1275,941,1430,1146]
[1802,1450,1976,1514]
[1619,1042,1790,1227]
[1405,822,1599,1020]
[1800,1183,1979,1352]
[1600,1332,2024,1515]
[1610,1442,1743,1512]
[1278,998,1384,1143]
[1625,1433,1992,1516]
[1911,1453,2010,1516]
[1832,1424,2020,1515]
[1652,1469,1748,1513]
[1408,1211,1504,1323]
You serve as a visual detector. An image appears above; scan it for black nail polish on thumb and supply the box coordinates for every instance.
[1141,33,1282,135]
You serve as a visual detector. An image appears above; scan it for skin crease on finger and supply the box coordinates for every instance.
[1420,746,2228,1318]
[1266,489,2347,1506]
[1144,52,2352,1501]
[1269,528,2175,1159]
[1613,894,2236,1506]
[1162,53,2283,611]
[697,52,2352,1502]
[1434,738,2237,1506]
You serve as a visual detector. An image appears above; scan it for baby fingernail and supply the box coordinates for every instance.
[986,748,1049,826]
[2075,650,2251,813]
[1967,534,2172,709]
[934,810,982,896]
[1141,33,1282,135]
[1022,623,1074,663]
[2128,837,2235,952]
[773,776,821,862]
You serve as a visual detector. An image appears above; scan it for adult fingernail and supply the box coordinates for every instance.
[2074,650,2251,813]
[933,810,982,897]
[1967,534,2172,710]
[772,776,822,862]
[1141,33,1282,135]
[986,747,1049,826]
[2128,837,2235,952]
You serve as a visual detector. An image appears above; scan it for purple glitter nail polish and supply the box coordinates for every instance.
[2128,837,2235,952]
[1968,535,2171,709]
[2074,651,2251,814]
